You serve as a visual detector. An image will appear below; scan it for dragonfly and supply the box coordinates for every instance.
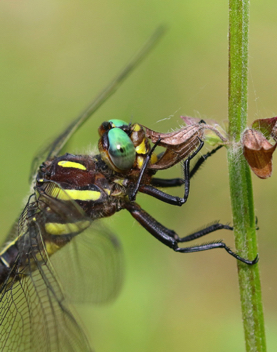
[0,28,258,352]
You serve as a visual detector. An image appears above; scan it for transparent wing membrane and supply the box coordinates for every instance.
[52,225,124,304]
[0,240,92,352]
[29,26,165,182]
[0,183,123,350]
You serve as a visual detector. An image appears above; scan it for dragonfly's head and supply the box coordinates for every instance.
[98,119,157,174]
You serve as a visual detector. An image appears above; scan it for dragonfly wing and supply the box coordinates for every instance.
[29,26,165,182]
[51,223,124,304]
[0,200,93,352]
[37,181,124,304]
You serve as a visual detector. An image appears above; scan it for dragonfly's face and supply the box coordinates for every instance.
[98,119,158,175]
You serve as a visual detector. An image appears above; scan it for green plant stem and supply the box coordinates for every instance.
[228,1,266,351]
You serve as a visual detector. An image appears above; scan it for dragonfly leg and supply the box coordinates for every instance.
[129,137,161,201]
[150,177,184,188]
[139,140,204,206]
[124,201,258,265]
[189,144,222,178]
[150,145,223,189]
[141,144,223,205]
[130,136,219,202]
[138,184,187,206]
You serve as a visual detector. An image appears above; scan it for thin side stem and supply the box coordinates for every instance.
[228,0,266,351]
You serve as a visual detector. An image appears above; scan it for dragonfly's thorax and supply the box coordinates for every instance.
[38,153,109,187]
[36,153,130,219]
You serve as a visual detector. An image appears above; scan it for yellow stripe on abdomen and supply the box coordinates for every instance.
[44,241,61,256]
[45,220,90,235]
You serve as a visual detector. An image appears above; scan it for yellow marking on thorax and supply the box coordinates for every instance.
[58,160,87,170]
[132,123,141,132]
[104,188,111,195]
[48,186,101,201]
[136,153,158,169]
[137,155,145,169]
[111,189,124,197]
[135,138,148,154]
[150,152,158,164]
[113,179,124,186]
[45,220,91,236]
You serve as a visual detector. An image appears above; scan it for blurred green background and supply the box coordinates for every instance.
[0,1,277,351]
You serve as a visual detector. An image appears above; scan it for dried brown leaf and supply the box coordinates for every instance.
[142,124,204,170]
[252,117,277,139]
[242,128,277,179]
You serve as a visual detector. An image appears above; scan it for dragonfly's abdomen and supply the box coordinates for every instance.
[0,240,19,285]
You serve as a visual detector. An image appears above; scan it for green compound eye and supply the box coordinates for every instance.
[108,128,136,170]
[108,119,128,128]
